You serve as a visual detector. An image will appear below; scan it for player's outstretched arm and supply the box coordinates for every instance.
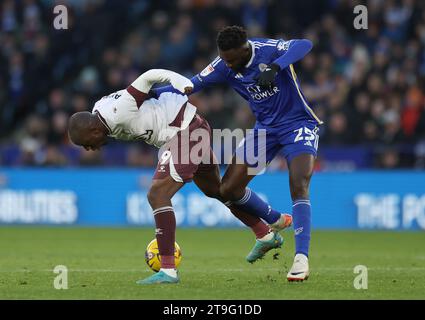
[152,59,225,98]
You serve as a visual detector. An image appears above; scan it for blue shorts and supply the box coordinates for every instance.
[235,119,320,168]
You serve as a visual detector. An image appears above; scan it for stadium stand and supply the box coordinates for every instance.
[0,0,424,170]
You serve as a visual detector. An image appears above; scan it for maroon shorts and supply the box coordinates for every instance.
[153,114,217,183]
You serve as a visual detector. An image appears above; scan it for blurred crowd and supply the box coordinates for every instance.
[1,0,425,170]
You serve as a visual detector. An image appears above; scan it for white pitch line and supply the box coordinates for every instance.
[217,267,425,272]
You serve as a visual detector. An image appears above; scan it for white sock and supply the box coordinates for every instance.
[160,268,177,278]
[258,231,274,242]
[294,253,308,262]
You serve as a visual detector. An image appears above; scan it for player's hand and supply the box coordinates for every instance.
[184,86,193,95]
[256,63,280,89]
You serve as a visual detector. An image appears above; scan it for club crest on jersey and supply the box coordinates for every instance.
[258,63,268,72]
[277,40,291,51]
[200,64,214,77]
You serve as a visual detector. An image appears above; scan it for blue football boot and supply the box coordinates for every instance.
[136,270,179,285]
[246,232,284,263]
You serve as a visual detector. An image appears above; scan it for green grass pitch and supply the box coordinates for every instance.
[0,226,424,299]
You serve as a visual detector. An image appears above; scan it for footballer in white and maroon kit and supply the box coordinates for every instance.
[92,70,214,183]
[68,69,275,284]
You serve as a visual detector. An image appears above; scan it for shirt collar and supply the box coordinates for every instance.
[245,40,256,68]
[95,110,112,134]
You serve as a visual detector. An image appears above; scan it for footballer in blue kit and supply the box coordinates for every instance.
[153,26,322,281]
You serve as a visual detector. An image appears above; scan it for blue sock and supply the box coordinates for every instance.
[292,199,311,257]
[233,188,281,224]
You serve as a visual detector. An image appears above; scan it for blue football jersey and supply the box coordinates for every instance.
[192,38,323,127]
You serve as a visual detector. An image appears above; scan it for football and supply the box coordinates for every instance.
[145,238,182,272]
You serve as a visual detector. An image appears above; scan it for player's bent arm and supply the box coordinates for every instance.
[130,69,193,94]
[271,39,313,71]
[151,74,207,97]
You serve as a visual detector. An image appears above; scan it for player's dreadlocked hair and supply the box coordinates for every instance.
[216,25,248,51]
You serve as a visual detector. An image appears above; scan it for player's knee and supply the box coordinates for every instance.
[146,188,157,207]
[290,176,310,199]
[202,188,221,200]
[219,182,244,202]
[147,185,168,208]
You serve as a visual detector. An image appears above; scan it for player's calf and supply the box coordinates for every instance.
[145,177,184,284]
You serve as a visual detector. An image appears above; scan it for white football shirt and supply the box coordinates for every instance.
[92,70,196,147]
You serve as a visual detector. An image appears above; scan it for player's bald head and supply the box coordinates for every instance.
[68,111,109,151]
[68,112,95,145]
